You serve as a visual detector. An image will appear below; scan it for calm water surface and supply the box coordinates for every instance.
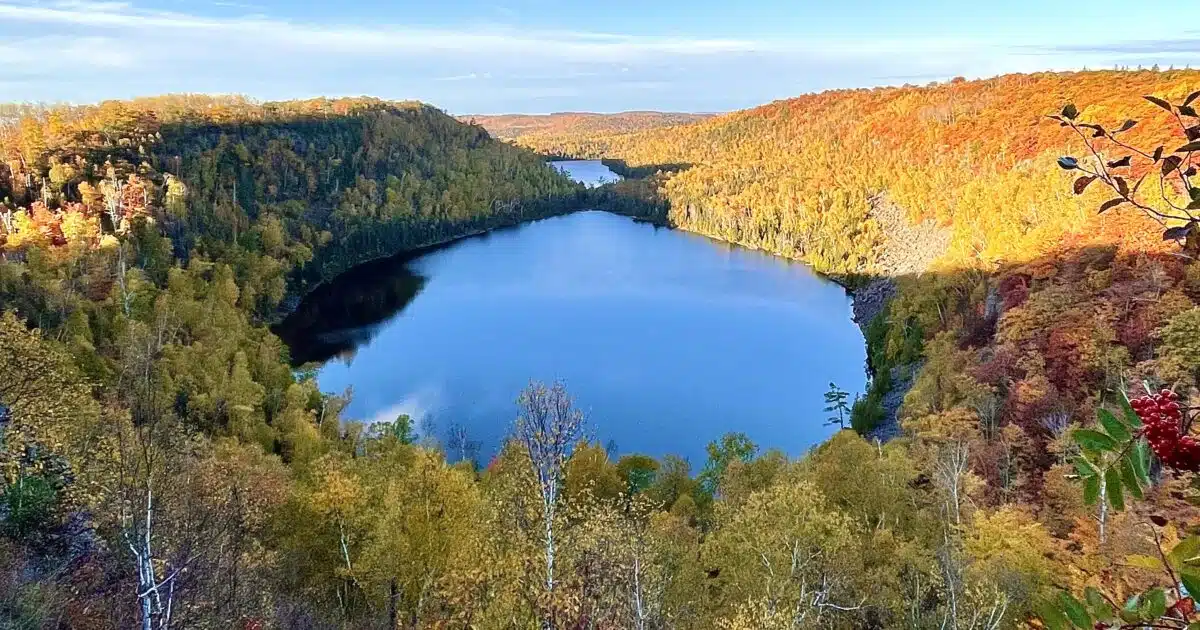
[551,160,621,187]
[279,161,864,464]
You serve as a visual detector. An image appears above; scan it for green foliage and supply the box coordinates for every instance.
[850,368,891,433]
[565,442,625,503]
[371,414,416,446]
[615,453,659,495]
[1040,387,1198,629]
[697,432,757,498]
[823,382,851,429]
[1157,307,1200,383]
[0,476,58,540]
[1069,394,1151,513]
[4,80,1200,628]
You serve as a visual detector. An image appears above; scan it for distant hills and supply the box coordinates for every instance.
[461,111,713,140]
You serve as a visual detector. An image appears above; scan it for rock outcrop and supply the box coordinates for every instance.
[850,194,950,441]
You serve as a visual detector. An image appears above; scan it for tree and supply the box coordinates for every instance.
[697,432,757,498]
[705,479,862,628]
[823,382,851,429]
[358,449,483,628]
[615,454,659,496]
[511,380,585,627]
[1037,390,1198,629]
[371,413,415,446]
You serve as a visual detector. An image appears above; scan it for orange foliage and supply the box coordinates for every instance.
[521,70,1200,274]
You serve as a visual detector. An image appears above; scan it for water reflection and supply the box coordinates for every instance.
[277,254,426,365]
[277,211,866,463]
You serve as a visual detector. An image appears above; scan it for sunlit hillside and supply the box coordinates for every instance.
[465,111,713,141]
[518,71,1199,273]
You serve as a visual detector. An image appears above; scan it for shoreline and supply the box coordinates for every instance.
[274,158,917,441]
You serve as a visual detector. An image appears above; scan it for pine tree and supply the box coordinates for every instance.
[823,382,850,430]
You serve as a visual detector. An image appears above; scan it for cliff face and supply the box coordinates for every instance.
[852,194,952,442]
[852,193,952,329]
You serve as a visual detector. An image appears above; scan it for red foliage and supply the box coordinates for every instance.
[969,345,1020,388]
[1118,305,1157,361]
[998,274,1031,311]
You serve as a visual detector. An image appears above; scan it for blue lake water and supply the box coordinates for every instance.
[279,161,865,465]
[551,160,622,187]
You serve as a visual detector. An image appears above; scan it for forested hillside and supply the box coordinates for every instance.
[1,75,1199,629]
[510,70,1200,628]
[465,111,712,142]
[517,71,1195,272]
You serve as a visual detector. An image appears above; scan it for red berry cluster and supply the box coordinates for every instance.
[1130,390,1200,472]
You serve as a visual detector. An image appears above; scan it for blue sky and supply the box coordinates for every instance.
[0,0,1197,113]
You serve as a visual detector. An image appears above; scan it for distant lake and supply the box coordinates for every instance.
[277,161,865,465]
[552,160,621,187]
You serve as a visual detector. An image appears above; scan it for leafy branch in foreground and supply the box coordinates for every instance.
[1039,386,1200,630]
[1051,92,1200,248]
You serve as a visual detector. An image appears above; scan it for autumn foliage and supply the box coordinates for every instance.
[1,73,1199,628]
[496,70,1200,627]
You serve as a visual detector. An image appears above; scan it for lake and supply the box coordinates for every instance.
[278,161,865,465]
[551,160,622,187]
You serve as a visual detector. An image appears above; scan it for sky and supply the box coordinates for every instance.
[0,0,1198,113]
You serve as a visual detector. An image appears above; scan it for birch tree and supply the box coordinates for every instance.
[512,380,584,628]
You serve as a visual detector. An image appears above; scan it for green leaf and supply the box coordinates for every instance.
[1169,535,1200,569]
[1073,455,1100,478]
[1133,440,1152,485]
[1182,573,1200,600]
[1104,468,1125,512]
[1083,474,1101,506]
[1097,408,1131,442]
[1037,600,1069,630]
[1074,429,1119,452]
[1140,587,1166,619]
[1118,393,1143,428]
[1084,587,1115,622]
[1176,141,1200,153]
[1118,455,1144,500]
[1062,103,1080,120]
[1060,592,1092,628]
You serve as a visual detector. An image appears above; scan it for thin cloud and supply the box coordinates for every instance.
[48,0,131,11]
[0,0,1002,61]
[435,73,491,82]
[1036,37,1200,55]
[0,0,1197,111]
[0,1,771,59]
